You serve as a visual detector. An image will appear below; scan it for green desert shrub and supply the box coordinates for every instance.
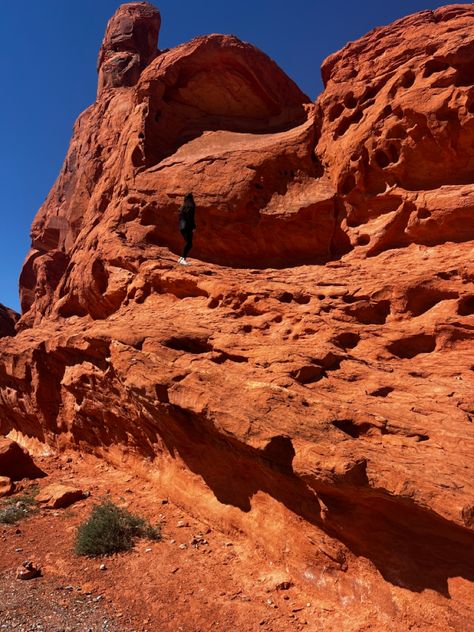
[0,487,39,524]
[74,500,161,557]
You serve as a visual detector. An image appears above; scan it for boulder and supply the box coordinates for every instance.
[16,560,41,581]
[0,476,13,497]
[36,484,86,509]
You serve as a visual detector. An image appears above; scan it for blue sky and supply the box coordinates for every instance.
[0,0,449,311]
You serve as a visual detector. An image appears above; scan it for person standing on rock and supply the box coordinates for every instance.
[178,193,196,266]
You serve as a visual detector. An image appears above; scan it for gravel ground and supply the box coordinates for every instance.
[0,570,132,632]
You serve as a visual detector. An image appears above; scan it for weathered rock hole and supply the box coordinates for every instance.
[388,144,400,163]
[454,63,474,87]
[406,287,458,316]
[416,434,430,442]
[356,234,370,246]
[163,336,212,354]
[467,99,474,115]
[332,332,361,350]
[346,300,391,325]
[277,292,293,304]
[344,93,357,109]
[334,110,363,138]
[341,174,356,195]
[332,419,374,438]
[294,293,311,305]
[319,352,344,371]
[393,106,404,119]
[417,209,431,219]
[382,105,392,117]
[291,364,324,385]
[329,103,344,122]
[401,70,415,89]
[458,295,474,316]
[346,214,363,228]
[342,293,369,305]
[369,386,394,397]
[361,85,379,102]
[387,334,436,359]
[423,59,450,77]
[208,297,220,309]
[387,124,407,139]
[374,150,391,169]
[437,269,458,280]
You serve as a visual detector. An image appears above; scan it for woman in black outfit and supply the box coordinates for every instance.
[178,192,196,266]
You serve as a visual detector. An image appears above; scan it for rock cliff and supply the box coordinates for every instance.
[2,3,474,629]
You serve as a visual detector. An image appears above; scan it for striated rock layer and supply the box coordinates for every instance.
[2,3,474,629]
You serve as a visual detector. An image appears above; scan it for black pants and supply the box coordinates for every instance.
[180,228,194,258]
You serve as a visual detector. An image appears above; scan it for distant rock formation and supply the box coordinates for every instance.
[1,4,474,628]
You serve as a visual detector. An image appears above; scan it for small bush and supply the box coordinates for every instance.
[74,500,161,557]
[0,487,39,524]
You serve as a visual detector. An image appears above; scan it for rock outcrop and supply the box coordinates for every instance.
[318,3,474,255]
[97,2,161,95]
[2,3,474,629]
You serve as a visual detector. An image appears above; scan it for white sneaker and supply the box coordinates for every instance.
[180,258,189,266]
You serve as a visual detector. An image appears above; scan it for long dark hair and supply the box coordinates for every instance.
[179,192,195,215]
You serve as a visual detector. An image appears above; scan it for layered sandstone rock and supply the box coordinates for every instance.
[2,3,474,629]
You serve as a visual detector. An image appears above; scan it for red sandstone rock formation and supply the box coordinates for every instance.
[2,3,474,629]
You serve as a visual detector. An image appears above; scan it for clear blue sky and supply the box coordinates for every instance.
[0,0,449,311]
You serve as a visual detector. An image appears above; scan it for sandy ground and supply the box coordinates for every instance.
[0,454,326,632]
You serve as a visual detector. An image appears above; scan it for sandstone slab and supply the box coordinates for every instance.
[36,484,86,509]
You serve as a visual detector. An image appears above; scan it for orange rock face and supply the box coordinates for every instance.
[2,3,474,629]
[318,4,474,256]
